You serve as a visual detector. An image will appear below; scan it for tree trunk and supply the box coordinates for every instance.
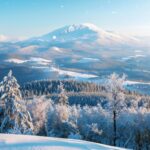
[113,110,117,146]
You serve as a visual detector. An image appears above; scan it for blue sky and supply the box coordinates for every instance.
[0,0,150,39]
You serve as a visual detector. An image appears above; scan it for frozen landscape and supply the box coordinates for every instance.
[0,0,150,150]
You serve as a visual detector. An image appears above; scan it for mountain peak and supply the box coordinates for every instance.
[82,23,102,31]
[62,23,100,34]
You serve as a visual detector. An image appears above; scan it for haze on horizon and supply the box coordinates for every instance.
[0,0,150,40]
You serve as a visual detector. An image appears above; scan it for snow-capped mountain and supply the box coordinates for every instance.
[11,23,142,59]
[34,23,101,42]
[0,23,145,58]
[30,23,139,46]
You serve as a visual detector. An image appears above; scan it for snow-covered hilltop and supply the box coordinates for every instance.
[0,134,127,150]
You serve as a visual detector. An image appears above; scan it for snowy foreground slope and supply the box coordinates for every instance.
[0,134,127,150]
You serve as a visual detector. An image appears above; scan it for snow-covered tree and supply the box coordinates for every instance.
[105,73,126,146]
[46,104,78,138]
[55,82,68,105]
[27,96,53,135]
[0,70,34,134]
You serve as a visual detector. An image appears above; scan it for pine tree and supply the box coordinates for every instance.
[0,70,34,134]
[46,82,77,138]
[55,82,69,105]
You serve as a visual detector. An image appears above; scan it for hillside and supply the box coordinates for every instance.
[0,134,127,150]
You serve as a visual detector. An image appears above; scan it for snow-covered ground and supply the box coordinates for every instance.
[124,80,150,85]
[78,57,100,63]
[5,57,51,65]
[0,134,127,150]
[50,66,98,79]
[121,54,145,61]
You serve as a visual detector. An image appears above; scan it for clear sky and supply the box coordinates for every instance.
[0,0,150,39]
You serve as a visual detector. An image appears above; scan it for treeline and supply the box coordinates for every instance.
[21,80,105,97]
[22,80,150,108]
[0,78,147,107]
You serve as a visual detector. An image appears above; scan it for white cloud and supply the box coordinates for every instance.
[16,36,29,41]
[0,34,28,42]
[118,25,150,36]
[0,35,8,42]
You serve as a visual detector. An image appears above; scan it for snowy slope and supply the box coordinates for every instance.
[0,134,127,150]
[4,58,28,64]
[50,66,98,79]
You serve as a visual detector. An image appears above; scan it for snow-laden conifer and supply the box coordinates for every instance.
[0,70,34,134]
[55,82,68,105]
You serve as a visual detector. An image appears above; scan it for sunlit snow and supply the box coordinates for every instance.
[50,67,98,79]
[0,134,126,150]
